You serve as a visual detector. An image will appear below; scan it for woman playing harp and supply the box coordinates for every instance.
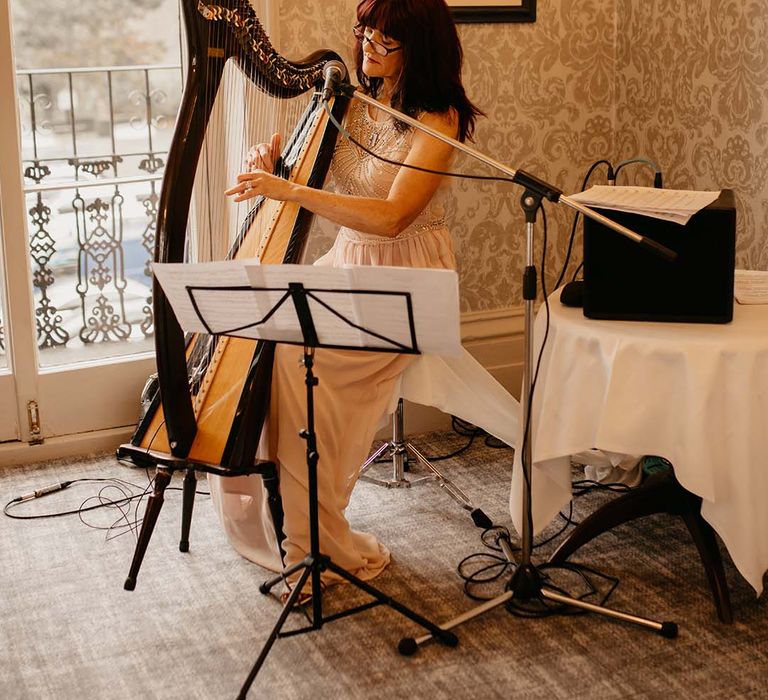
[211,0,483,601]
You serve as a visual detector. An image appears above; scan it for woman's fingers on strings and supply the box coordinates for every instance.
[243,134,281,172]
[245,145,260,171]
[269,132,282,169]
[260,144,274,172]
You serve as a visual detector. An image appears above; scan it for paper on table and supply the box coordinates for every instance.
[568,186,721,225]
[734,269,768,305]
[151,260,462,356]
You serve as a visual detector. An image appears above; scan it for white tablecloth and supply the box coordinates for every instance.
[510,293,768,595]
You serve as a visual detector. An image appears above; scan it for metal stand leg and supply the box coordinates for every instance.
[360,399,422,488]
[359,399,492,528]
[398,187,678,655]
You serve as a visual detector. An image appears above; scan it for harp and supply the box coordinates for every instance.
[117,0,349,587]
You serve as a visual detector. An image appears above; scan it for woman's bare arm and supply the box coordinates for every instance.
[226,110,459,238]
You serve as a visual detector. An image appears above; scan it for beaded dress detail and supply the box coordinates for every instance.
[315,98,456,269]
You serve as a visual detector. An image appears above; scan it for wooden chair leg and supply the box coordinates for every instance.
[124,468,172,591]
[677,491,733,623]
[549,470,733,622]
[179,468,197,553]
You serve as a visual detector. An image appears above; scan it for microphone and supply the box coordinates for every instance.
[320,60,347,102]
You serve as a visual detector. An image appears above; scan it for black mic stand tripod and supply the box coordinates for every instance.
[398,179,679,654]
[327,86,680,652]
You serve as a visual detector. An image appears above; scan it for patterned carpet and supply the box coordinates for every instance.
[1,432,766,699]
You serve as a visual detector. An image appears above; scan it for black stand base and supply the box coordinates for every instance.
[508,562,543,600]
[549,470,733,623]
[239,554,458,698]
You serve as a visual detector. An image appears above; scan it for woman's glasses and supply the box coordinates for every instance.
[352,25,402,57]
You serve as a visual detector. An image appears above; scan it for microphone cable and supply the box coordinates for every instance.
[4,477,145,520]
[456,521,620,618]
[3,473,211,542]
[321,98,518,185]
[457,473,634,607]
[553,159,614,290]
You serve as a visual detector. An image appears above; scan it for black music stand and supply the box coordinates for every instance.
[153,262,461,697]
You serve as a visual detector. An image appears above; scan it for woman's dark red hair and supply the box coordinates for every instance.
[354,0,483,142]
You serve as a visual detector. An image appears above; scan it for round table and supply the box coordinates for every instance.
[509,292,768,600]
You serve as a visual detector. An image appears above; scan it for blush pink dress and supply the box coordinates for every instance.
[209,99,456,586]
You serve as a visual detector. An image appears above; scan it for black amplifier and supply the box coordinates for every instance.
[582,189,736,323]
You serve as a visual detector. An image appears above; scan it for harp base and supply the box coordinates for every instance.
[117,444,285,591]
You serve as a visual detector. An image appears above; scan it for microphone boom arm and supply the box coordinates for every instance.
[343,86,676,262]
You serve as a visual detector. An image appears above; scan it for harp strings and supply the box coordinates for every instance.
[192,7,311,268]
[189,2,314,385]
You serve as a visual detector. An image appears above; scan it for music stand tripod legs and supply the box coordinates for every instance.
[239,284,457,698]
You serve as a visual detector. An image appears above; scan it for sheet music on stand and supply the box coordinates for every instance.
[151,260,462,356]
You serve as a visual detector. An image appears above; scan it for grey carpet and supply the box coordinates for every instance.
[1,432,767,699]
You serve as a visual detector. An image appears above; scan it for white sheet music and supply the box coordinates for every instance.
[151,260,462,355]
[568,186,721,225]
[151,258,264,332]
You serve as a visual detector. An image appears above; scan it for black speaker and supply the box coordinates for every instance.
[582,189,736,323]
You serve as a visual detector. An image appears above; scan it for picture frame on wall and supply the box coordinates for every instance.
[448,0,536,23]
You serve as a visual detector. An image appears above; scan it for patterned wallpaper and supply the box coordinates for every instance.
[276,0,767,312]
[615,0,768,271]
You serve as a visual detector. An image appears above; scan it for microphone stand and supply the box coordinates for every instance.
[330,85,679,649]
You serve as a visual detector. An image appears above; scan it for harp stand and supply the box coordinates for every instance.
[236,279,458,697]
[337,88,680,651]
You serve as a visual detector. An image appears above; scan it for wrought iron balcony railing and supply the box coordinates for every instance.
[8,63,183,367]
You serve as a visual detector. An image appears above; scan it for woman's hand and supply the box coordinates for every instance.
[228,132,290,202]
[244,132,281,172]
[225,170,294,203]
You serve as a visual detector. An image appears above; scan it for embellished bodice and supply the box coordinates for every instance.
[329,98,449,240]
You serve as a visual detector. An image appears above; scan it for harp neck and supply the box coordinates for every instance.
[190,1,336,96]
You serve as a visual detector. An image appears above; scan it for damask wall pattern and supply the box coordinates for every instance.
[615,0,768,270]
[276,0,766,312]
